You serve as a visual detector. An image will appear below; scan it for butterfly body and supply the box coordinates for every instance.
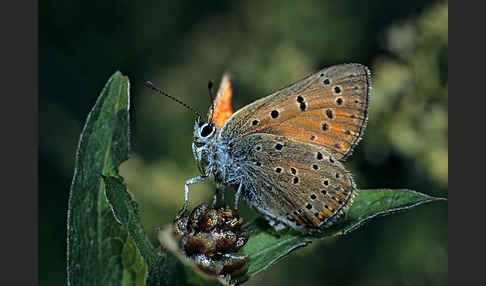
[192,120,240,188]
[187,64,370,232]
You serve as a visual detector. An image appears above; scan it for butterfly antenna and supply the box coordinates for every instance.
[144,81,201,118]
[208,80,216,122]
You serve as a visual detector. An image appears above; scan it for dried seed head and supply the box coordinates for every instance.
[168,203,249,280]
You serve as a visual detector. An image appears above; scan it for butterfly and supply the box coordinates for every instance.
[147,63,370,231]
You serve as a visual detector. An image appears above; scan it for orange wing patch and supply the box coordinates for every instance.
[208,73,234,129]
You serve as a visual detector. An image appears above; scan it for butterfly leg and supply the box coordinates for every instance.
[233,183,243,211]
[177,175,207,218]
[211,193,218,207]
[211,186,225,208]
[220,187,225,204]
[263,215,288,231]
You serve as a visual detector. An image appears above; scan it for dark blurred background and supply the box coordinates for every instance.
[40,1,448,285]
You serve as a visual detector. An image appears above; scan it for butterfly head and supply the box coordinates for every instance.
[193,119,217,146]
[192,118,218,175]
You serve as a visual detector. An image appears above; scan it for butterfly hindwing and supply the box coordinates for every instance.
[220,64,370,160]
[234,133,356,230]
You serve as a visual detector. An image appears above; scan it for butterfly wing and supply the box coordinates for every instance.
[233,133,356,230]
[220,64,370,160]
[208,73,234,129]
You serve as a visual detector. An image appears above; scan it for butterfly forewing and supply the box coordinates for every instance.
[208,73,234,129]
[234,133,356,229]
[220,64,370,160]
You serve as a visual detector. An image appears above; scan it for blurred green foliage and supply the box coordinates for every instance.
[40,0,447,285]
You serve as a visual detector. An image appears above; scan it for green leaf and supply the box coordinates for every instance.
[67,71,147,285]
[103,177,157,266]
[103,175,182,286]
[156,188,444,285]
[237,189,445,282]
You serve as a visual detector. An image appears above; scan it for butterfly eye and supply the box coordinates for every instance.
[200,123,215,137]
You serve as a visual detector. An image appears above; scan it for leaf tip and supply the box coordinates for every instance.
[110,70,130,82]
